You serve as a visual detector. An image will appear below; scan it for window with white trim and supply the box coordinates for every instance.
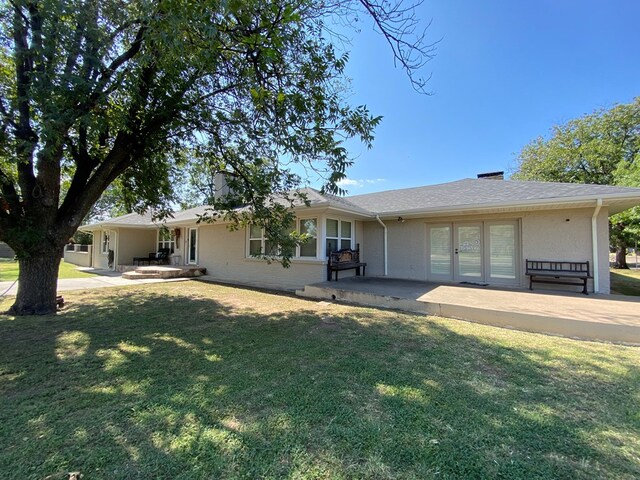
[248,225,278,256]
[247,218,318,259]
[325,219,352,255]
[298,218,317,257]
[101,231,110,254]
[158,229,175,253]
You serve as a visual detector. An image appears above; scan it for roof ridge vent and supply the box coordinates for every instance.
[477,171,504,180]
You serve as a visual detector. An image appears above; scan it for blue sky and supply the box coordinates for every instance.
[326,0,640,194]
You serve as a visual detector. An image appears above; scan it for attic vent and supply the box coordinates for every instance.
[477,171,504,180]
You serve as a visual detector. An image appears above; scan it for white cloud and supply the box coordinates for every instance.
[337,178,386,189]
[337,178,363,187]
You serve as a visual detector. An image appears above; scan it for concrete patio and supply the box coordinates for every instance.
[297,277,640,345]
[0,268,189,296]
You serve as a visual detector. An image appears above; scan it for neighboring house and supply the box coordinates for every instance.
[78,176,640,294]
[0,242,15,258]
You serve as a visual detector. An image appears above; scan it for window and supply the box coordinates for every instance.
[247,218,318,259]
[248,225,278,256]
[298,218,317,257]
[158,229,175,253]
[101,231,110,254]
[325,219,352,255]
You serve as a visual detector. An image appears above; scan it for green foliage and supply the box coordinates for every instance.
[512,98,640,261]
[513,98,639,184]
[0,0,425,257]
[0,0,433,312]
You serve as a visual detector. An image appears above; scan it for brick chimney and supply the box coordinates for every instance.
[477,171,504,180]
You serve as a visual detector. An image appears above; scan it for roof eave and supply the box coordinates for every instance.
[373,193,640,219]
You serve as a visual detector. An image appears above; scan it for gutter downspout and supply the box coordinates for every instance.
[375,215,388,276]
[591,198,603,293]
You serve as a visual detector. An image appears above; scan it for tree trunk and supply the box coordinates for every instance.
[614,244,629,269]
[8,250,62,315]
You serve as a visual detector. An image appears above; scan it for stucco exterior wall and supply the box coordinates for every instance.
[361,221,385,276]
[521,207,610,294]
[64,246,93,267]
[116,228,157,266]
[196,223,326,290]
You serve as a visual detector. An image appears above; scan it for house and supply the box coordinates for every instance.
[77,176,640,294]
[0,241,15,259]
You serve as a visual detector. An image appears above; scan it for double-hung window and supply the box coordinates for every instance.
[325,219,352,255]
[158,229,175,253]
[248,218,318,259]
[248,225,278,256]
[298,218,318,257]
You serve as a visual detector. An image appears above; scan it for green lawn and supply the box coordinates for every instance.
[611,268,640,296]
[0,259,97,282]
[1,282,639,479]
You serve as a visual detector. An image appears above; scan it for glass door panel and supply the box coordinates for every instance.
[428,225,452,280]
[487,222,517,283]
[188,228,198,264]
[455,224,483,281]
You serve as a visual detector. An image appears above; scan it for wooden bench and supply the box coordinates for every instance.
[525,260,592,295]
[327,245,367,281]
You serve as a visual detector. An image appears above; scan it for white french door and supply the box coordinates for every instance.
[427,220,519,286]
[454,223,483,282]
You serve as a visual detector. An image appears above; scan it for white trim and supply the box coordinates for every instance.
[157,229,176,253]
[373,193,640,219]
[591,198,603,293]
[101,230,109,254]
[376,215,388,276]
[187,227,198,265]
[324,217,354,256]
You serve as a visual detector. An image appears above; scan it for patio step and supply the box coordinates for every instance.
[122,271,162,280]
[122,266,207,280]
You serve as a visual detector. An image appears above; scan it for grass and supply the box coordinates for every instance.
[0,259,97,282]
[610,268,640,296]
[1,282,639,479]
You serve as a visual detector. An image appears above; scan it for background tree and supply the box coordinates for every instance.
[0,0,434,315]
[512,97,640,268]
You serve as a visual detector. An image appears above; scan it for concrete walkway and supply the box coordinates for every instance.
[0,268,188,296]
[297,277,640,345]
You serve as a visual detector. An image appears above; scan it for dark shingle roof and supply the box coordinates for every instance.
[85,178,640,228]
[346,178,640,214]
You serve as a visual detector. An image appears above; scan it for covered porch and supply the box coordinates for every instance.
[296,277,640,345]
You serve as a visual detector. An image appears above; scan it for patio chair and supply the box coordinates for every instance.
[133,248,171,266]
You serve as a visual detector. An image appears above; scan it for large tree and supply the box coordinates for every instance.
[512,97,640,268]
[0,0,434,314]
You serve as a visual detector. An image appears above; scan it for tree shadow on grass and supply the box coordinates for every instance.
[0,283,639,479]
